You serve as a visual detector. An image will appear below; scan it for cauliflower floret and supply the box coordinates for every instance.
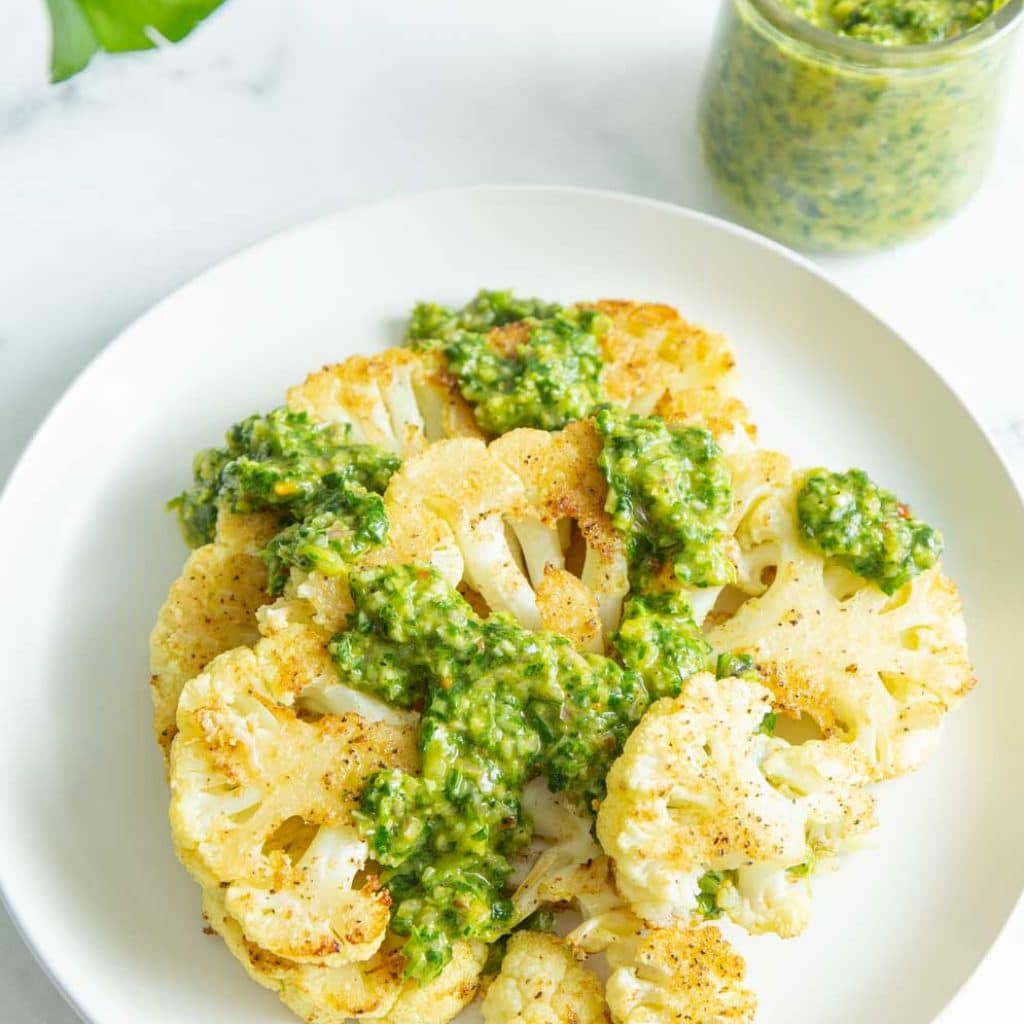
[150,510,277,761]
[491,420,630,640]
[568,908,756,1024]
[591,300,738,417]
[605,923,756,1024]
[202,886,486,1023]
[384,437,540,627]
[706,457,975,779]
[288,347,482,456]
[482,932,607,1024]
[511,778,614,922]
[170,625,418,965]
[596,673,875,937]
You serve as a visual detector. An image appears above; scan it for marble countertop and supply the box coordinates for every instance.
[1,1,1021,1020]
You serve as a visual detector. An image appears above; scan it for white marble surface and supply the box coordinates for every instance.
[1,1,1021,1021]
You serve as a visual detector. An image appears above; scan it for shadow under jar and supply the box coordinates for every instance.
[699,0,1024,251]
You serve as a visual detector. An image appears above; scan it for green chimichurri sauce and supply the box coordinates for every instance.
[796,469,943,593]
[170,407,399,593]
[407,291,607,434]
[783,0,1004,44]
[332,563,708,981]
[596,406,734,590]
[408,289,563,345]
[699,0,1018,250]
[612,591,712,700]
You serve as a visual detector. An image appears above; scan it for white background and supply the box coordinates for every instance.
[1,1,1021,1021]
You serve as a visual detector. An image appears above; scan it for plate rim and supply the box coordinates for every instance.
[1,183,1021,1024]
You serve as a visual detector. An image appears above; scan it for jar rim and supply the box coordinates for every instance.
[746,0,1024,66]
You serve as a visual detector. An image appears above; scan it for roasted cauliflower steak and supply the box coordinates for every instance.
[482,931,607,1024]
[169,625,418,967]
[150,510,277,761]
[707,454,975,779]
[597,673,875,938]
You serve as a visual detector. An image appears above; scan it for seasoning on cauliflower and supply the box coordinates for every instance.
[491,419,629,640]
[592,299,738,417]
[568,907,756,1024]
[654,385,756,454]
[706,455,975,779]
[202,886,487,1024]
[381,436,540,627]
[535,564,603,652]
[606,923,756,1024]
[596,673,875,938]
[150,510,276,761]
[169,624,418,965]
[482,932,608,1024]
[288,346,483,455]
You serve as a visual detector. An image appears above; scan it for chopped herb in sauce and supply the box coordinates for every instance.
[613,591,712,700]
[334,564,665,980]
[407,291,607,433]
[783,0,1004,45]
[169,407,399,592]
[596,406,735,590]
[797,468,942,593]
[699,0,1015,250]
[407,289,562,347]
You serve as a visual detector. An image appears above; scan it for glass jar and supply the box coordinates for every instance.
[698,0,1023,251]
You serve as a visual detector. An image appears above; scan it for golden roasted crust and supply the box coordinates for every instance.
[596,674,874,937]
[536,565,602,652]
[170,626,418,966]
[707,461,975,779]
[491,421,619,562]
[202,886,486,1023]
[288,347,482,455]
[568,909,756,1024]
[606,924,757,1024]
[149,511,277,762]
[655,387,755,450]
[481,932,608,1024]
[491,420,629,641]
[590,300,737,416]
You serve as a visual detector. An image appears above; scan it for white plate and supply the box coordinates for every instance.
[1,187,1022,1024]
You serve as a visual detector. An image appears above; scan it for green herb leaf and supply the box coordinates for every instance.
[46,0,228,82]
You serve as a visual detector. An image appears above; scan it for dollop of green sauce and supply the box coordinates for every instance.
[407,290,607,434]
[797,469,943,593]
[784,0,1003,45]
[331,563,708,980]
[408,289,563,345]
[596,406,735,589]
[169,408,399,593]
[612,591,712,700]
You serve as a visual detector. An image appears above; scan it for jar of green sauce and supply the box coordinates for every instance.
[698,0,1023,251]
